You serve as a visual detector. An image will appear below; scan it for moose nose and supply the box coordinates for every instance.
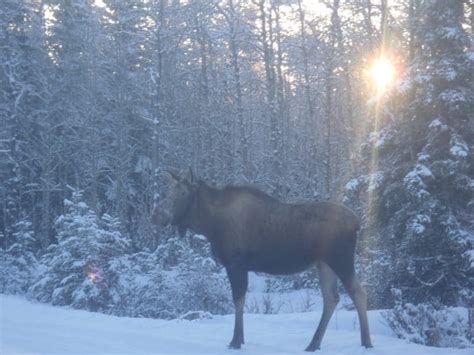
[151,207,171,226]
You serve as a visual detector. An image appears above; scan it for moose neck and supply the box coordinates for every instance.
[180,182,218,238]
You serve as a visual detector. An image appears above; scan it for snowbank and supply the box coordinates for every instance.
[1,294,471,354]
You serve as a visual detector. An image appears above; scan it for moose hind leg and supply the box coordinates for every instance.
[226,267,248,349]
[341,274,373,348]
[305,262,339,352]
[325,234,373,348]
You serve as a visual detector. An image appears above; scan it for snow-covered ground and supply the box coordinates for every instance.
[1,290,471,355]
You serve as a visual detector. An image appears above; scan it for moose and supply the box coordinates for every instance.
[152,170,373,351]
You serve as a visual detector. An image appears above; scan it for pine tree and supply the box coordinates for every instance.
[0,217,38,294]
[29,190,129,311]
[394,0,474,306]
[346,0,474,307]
[106,234,231,319]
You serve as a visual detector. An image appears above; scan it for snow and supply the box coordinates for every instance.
[345,176,364,192]
[344,172,383,193]
[404,164,433,198]
[246,274,324,314]
[417,152,430,162]
[439,89,466,103]
[368,131,392,150]
[412,165,433,179]
[135,155,152,173]
[441,26,461,40]
[408,214,431,235]
[194,234,209,242]
[428,119,444,130]
[467,249,474,268]
[368,172,384,193]
[450,135,469,158]
[1,294,471,354]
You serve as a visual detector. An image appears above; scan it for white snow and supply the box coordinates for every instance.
[367,172,384,193]
[417,152,430,163]
[439,89,466,102]
[367,131,392,150]
[441,26,461,40]
[345,176,364,192]
[428,118,448,131]
[450,135,469,158]
[344,172,383,193]
[467,249,474,268]
[468,51,474,62]
[408,214,432,235]
[429,119,442,129]
[1,293,471,354]
[404,164,433,198]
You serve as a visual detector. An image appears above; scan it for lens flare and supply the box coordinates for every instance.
[369,57,396,93]
[86,265,103,284]
[87,271,99,283]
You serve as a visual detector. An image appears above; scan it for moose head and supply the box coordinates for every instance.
[152,169,197,231]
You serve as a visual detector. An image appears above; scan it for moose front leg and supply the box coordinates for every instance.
[226,267,248,349]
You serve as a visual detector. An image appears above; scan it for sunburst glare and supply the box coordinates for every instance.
[369,56,396,94]
[86,266,103,284]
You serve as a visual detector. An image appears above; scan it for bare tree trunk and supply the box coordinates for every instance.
[325,75,333,199]
[380,0,388,39]
[470,0,474,42]
[296,0,320,190]
[152,0,167,177]
[255,0,281,187]
[197,15,213,179]
[227,0,249,179]
[297,0,314,124]
[330,0,354,182]
[408,0,416,62]
[272,1,287,185]
[365,0,374,41]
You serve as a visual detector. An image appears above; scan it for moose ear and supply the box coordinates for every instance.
[185,167,196,185]
[161,170,179,185]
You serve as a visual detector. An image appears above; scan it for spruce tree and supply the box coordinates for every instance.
[30,190,129,311]
[346,0,473,307]
[0,217,38,294]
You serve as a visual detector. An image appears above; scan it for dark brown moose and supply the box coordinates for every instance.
[152,170,373,351]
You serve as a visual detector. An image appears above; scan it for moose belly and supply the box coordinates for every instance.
[243,247,316,275]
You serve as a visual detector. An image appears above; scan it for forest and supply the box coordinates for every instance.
[1,0,473,349]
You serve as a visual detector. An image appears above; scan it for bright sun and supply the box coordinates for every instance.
[369,57,396,93]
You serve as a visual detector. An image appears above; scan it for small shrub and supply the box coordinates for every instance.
[382,288,472,348]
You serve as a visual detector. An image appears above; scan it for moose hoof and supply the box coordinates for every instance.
[304,344,320,352]
[228,341,242,349]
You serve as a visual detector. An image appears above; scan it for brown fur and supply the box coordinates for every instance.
[174,183,357,275]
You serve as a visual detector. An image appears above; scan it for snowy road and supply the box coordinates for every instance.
[0,295,470,354]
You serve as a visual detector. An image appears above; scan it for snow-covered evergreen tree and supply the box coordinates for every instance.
[164,235,231,316]
[107,251,170,318]
[28,190,229,318]
[107,234,231,319]
[0,217,39,294]
[346,0,473,308]
[29,191,129,311]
